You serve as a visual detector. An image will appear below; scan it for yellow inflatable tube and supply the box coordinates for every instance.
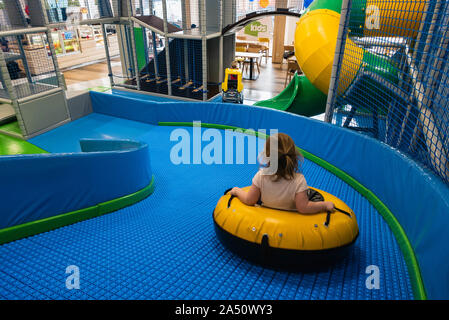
[213,187,359,268]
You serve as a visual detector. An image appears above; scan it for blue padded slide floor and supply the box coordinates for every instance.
[0,113,413,299]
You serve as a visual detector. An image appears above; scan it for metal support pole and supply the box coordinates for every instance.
[46,29,67,91]
[219,0,224,84]
[162,0,172,96]
[398,0,431,150]
[200,0,207,101]
[141,26,150,79]
[0,50,26,136]
[129,20,141,90]
[16,36,33,84]
[44,28,71,121]
[324,0,352,123]
[39,0,50,25]
[139,0,144,15]
[101,23,115,87]
[128,0,135,16]
[0,27,48,37]
[182,0,190,82]
[149,0,153,13]
[85,0,92,19]
[152,31,159,79]
[147,0,158,80]
[397,0,438,147]
[414,2,449,179]
[111,0,121,17]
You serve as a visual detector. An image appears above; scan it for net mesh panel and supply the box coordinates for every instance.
[163,38,203,87]
[330,0,449,184]
[103,22,120,79]
[1,32,58,99]
[106,22,136,86]
[128,1,208,98]
[0,0,27,31]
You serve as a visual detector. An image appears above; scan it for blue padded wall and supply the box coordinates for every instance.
[0,139,152,229]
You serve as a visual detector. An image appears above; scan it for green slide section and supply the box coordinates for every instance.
[0,133,47,156]
[0,120,47,155]
[0,121,22,136]
[254,73,328,117]
[134,27,147,71]
[306,0,343,13]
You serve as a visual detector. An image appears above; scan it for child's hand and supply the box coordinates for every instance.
[323,201,335,212]
[230,187,241,196]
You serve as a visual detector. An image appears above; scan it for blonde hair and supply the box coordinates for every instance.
[264,133,303,180]
[231,60,239,69]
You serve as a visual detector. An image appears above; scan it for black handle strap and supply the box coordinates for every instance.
[224,188,236,208]
[227,195,236,208]
[324,211,331,227]
[324,207,352,227]
[334,206,352,217]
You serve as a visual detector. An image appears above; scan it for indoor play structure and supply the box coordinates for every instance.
[255,0,417,118]
[102,0,303,101]
[0,0,448,301]
[103,0,235,101]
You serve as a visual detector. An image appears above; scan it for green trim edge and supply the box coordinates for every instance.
[158,121,427,300]
[0,175,155,245]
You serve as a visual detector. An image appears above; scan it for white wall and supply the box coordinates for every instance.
[284,16,299,45]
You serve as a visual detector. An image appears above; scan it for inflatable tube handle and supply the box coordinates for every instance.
[324,207,352,227]
[227,195,236,208]
[224,188,236,208]
[324,211,331,227]
[335,206,352,218]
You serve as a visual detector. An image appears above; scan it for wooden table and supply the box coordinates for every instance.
[235,51,263,80]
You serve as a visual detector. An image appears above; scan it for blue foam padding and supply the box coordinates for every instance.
[89,91,449,299]
[210,93,223,102]
[0,136,152,229]
[30,113,157,153]
[0,121,413,300]
[112,88,224,104]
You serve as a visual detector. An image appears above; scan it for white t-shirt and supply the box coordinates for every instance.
[252,170,308,211]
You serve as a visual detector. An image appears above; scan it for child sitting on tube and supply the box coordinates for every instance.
[230,133,335,213]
